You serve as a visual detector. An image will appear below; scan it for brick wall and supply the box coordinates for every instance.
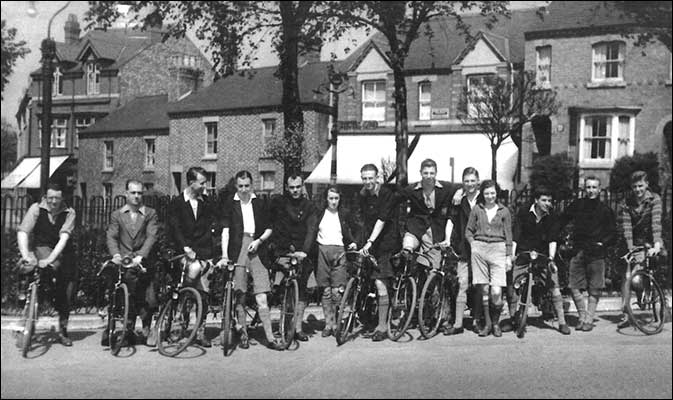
[523,34,672,186]
[78,133,170,198]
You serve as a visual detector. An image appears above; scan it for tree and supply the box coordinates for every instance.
[458,70,560,181]
[1,20,30,100]
[86,1,346,182]
[605,1,672,51]
[325,1,509,186]
[1,117,18,173]
[529,152,578,201]
[609,152,660,194]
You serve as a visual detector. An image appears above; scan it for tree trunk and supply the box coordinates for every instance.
[279,3,305,183]
[392,64,409,187]
[491,144,498,181]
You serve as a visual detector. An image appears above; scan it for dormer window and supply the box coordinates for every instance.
[362,81,386,122]
[86,62,100,95]
[53,67,63,96]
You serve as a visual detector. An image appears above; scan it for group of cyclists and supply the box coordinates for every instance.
[16,158,665,351]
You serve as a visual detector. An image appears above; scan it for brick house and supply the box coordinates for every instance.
[3,14,213,199]
[307,10,541,189]
[520,1,672,187]
[165,62,333,197]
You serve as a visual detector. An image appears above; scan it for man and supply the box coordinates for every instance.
[359,164,402,341]
[269,174,318,342]
[104,179,159,346]
[560,176,616,332]
[167,166,220,347]
[444,167,480,335]
[218,171,283,350]
[17,182,77,346]
[616,170,663,329]
[508,186,570,335]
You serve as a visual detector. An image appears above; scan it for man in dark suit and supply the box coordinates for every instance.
[167,166,220,347]
[105,179,159,346]
[218,171,283,350]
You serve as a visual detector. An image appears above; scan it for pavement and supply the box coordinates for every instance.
[2,295,663,332]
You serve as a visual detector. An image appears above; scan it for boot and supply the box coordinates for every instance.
[294,301,308,341]
[472,291,483,333]
[478,298,492,337]
[58,315,73,346]
[196,325,211,347]
[490,304,503,337]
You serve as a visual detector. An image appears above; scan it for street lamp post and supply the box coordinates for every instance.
[29,1,71,196]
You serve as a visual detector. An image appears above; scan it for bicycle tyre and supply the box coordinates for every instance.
[109,283,129,356]
[335,277,358,345]
[221,284,233,356]
[21,283,38,358]
[516,273,532,339]
[387,276,417,341]
[418,272,444,339]
[279,279,299,349]
[625,271,666,335]
[157,287,202,357]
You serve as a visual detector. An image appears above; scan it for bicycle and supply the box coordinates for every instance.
[621,245,666,335]
[417,246,460,339]
[387,247,436,341]
[17,260,54,358]
[217,260,242,356]
[154,253,205,357]
[97,256,145,356]
[334,250,379,345]
[512,250,555,339]
[273,250,301,350]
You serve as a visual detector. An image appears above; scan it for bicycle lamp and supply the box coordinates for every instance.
[227,263,235,272]
[122,257,133,266]
[290,257,298,266]
[530,251,538,260]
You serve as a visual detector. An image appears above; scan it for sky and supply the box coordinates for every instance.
[1,1,548,130]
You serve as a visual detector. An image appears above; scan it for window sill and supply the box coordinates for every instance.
[143,168,155,173]
[578,159,614,169]
[201,155,217,161]
[586,80,626,89]
[102,168,114,173]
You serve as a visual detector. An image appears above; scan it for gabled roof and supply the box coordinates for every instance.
[452,30,509,65]
[525,1,671,37]
[80,94,168,136]
[76,29,154,66]
[168,62,333,115]
[342,8,541,72]
[346,40,391,72]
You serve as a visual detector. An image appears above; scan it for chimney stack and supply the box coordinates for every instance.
[64,14,81,45]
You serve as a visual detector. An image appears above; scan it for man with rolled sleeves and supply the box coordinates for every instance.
[17,182,77,346]
[104,179,159,346]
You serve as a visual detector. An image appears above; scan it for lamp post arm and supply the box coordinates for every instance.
[47,1,71,39]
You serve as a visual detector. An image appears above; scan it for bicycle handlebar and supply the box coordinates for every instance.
[335,250,378,269]
[97,257,145,277]
[621,244,651,260]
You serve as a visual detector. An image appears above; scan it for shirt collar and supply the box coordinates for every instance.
[183,189,203,203]
[38,199,67,215]
[414,180,443,190]
[121,204,146,215]
[234,192,257,202]
[529,203,547,220]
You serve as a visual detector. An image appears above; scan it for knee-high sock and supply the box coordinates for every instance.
[552,293,567,325]
[571,290,587,323]
[587,293,600,322]
[258,307,275,342]
[295,301,307,332]
[377,295,389,331]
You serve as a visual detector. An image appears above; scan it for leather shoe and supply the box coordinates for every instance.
[580,322,593,332]
[101,331,109,347]
[491,324,502,337]
[559,324,571,335]
[267,339,284,351]
[372,330,387,342]
[58,332,73,347]
[500,320,513,333]
[196,333,211,348]
[294,331,309,342]
[443,326,464,336]
[239,332,250,349]
[617,316,630,329]
[321,328,333,338]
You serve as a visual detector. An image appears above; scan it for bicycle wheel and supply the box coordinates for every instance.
[279,279,299,349]
[21,283,38,358]
[625,271,666,335]
[418,272,445,339]
[515,273,532,339]
[387,276,417,341]
[221,284,233,356]
[157,287,202,357]
[335,277,358,345]
[109,283,129,356]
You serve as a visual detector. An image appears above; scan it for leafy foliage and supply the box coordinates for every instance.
[1,117,18,173]
[609,152,660,194]
[264,126,306,176]
[529,152,578,200]
[1,20,30,100]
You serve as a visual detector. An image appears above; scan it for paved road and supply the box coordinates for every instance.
[2,311,671,399]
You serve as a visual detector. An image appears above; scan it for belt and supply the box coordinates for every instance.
[243,233,255,238]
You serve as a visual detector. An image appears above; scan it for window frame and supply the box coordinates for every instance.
[51,118,68,148]
[205,122,218,156]
[261,171,276,191]
[361,80,386,122]
[591,41,625,83]
[103,140,114,170]
[578,113,635,167]
[536,45,552,88]
[145,138,156,169]
[86,61,100,95]
[53,66,63,96]
[466,74,496,118]
[418,81,432,121]
[75,117,95,149]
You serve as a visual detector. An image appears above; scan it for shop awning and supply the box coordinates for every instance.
[1,156,70,189]
[305,133,518,189]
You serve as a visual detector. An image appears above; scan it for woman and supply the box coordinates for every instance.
[465,180,512,337]
[314,186,357,337]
